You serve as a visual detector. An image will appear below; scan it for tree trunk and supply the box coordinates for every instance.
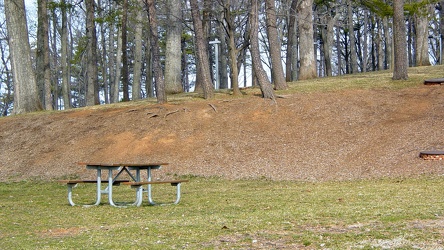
[107,2,117,103]
[414,1,432,66]
[132,0,144,100]
[348,0,358,73]
[440,0,444,64]
[392,0,408,80]
[190,0,214,99]
[121,0,129,101]
[5,0,42,114]
[362,10,369,72]
[146,0,167,103]
[112,28,122,103]
[336,26,342,75]
[265,0,287,90]
[0,39,13,115]
[250,0,275,100]
[297,0,317,80]
[383,16,392,69]
[320,6,340,77]
[36,0,53,110]
[61,0,71,109]
[144,27,154,97]
[164,0,183,94]
[286,0,297,82]
[377,18,384,70]
[85,0,99,105]
[224,1,241,95]
[218,18,229,89]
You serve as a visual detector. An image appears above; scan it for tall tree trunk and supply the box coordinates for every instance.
[362,10,369,72]
[286,0,297,82]
[265,0,287,90]
[85,0,99,105]
[224,1,241,95]
[36,0,53,110]
[320,6,340,77]
[132,0,144,100]
[61,0,71,109]
[190,0,214,99]
[218,18,229,89]
[97,0,108,104]
[414,1,432,66]
[348,0,358,73]
[146,0,167,103]
[392,0,408,80]
[336,27,342,75]
[121,0,129,101]
[440,0,444,64]
[383,16,392,69]
[0,38,13,115]
[297,0,317,80]
[250,0,275,99]
[164,0,183,94]
[112,28,122,103]
[107,2,117,103]
[144,27,154,97]
[5,0,42,114]
[377,18,384,70]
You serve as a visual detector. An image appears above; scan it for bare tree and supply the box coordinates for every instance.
[220,0,242,95]
[190,0,214,99]
[414,0,432,66]
[297,0,316,80]
[165,0,183,94]
[60,0,72,109]
[85,0,99,105]
[347,0,358,73]
[132,0,144,100]
[393,0,408,80]
[36,0,53,110]
[318,1,341,77]
[286,0,297,82]
[265,0,287,90]
[249,0,275,99]
[5,0,42,114]
[146,0,167,103]
[121,0,129,101]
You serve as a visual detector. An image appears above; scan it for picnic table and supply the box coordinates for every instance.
[58,162,188,207]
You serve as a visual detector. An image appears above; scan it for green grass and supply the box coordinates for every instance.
[1,176,444,249]
[280,65,444,94]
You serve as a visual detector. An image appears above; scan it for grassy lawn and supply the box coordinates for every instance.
[1,176,444,249]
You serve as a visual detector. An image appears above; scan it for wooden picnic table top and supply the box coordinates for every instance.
[77,162,169,167]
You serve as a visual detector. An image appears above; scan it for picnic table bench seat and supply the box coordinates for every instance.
[121,179,189,187]
[58,179,130,185]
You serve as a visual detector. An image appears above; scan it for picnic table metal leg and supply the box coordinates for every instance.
[66,183,77,206]
[134,185,144,207]
[131,169,143,206]
[169,182,182,205]
[106,169,121,207]
[147,168,156,205]
[92,169,102,206]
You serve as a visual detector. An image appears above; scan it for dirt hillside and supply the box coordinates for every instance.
[0,84,443,182]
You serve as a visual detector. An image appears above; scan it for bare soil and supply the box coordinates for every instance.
[1,85,443,182]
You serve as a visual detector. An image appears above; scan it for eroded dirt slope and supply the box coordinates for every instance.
[0,85,443,181]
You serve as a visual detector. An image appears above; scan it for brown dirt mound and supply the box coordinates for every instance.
[0,85,443,182]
